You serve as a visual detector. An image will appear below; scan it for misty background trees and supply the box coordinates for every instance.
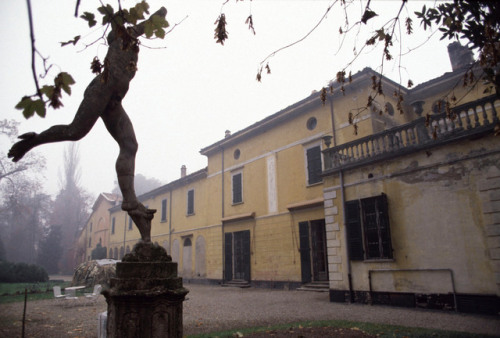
[1,119,163,274]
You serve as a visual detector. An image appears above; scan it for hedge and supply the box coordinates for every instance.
[0,261,49,283]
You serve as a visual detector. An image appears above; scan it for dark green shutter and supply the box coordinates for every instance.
[377,193,393,259]
[224,232,233,282]
[345,200,364,261]
[233,173,242,204]
[187,190,194,215]
[307,146,322,185]
[299,221,312,283]
[161,199,167,221]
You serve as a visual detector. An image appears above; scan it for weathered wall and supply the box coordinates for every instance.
[325,135,500,297]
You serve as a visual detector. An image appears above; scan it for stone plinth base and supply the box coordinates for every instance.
[103,242,188,338]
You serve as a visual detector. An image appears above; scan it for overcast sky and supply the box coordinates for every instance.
[0,0,454,199]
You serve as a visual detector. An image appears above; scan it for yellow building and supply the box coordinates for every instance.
[75,193,121,264]
[87,43,499,314]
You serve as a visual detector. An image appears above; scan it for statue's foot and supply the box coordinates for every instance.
[8,132,37,162]
[121,199,139,211]
[127,202,156,242]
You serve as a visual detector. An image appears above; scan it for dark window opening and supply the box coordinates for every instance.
[345,193,393,260]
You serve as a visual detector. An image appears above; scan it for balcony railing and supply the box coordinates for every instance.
[323,95,499,173]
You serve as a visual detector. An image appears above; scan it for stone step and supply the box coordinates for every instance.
[297,281,329,292]
[221,280,251,288]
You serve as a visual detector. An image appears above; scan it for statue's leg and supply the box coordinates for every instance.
[101,101,156,241]
[8,80,108,162]
[101,101,139,210]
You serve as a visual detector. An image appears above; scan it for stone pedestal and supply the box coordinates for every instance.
[103,242,188,338]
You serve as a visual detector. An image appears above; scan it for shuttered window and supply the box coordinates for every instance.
[232,172,243,204]
[187,189,194,215]
[345,200,364,261]
[161,199,167,221]
[345,193,393,260]
[306,146,322,185]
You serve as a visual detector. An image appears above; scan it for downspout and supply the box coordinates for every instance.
[169,189,173,254]
[221,146,225,284]
[328,96,353,302]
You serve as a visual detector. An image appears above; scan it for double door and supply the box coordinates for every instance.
[224,230,251,282]
[299,219,328,283]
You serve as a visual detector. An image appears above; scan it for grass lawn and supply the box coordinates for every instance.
[188,320,496,338]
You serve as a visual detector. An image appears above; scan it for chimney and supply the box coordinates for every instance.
[447,42,474,71]
[225,130,231,138]
[181,165,187,178]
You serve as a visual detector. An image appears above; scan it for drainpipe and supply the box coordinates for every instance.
[328,96,353,302]
[169,189,173,253]
[221,146,225,284]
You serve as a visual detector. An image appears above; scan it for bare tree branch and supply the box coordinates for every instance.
[26,0,42,99]
[257,1,338,80]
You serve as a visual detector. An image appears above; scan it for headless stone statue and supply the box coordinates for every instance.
[9,7,168,242]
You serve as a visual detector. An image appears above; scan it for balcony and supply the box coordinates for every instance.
[323,95,499,174]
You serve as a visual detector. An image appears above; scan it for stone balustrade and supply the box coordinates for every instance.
[323,95,499,173]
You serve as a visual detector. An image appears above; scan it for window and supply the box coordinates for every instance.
[306,145,322,185]
[385,102,395,116]
[88,238,92,248]
[306,117,317,130]
[232,172,243,204]
[187,189,194,215]
[345,193,393,260]
[161,199,167,222]
[90,222,93,232]
[111,217,115,234]
[432,100,446,114]
[128,217,133,230]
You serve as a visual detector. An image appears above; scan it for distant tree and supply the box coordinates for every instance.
[37,225,63,274]
[0,185,51,264]
[0,236,6,261]
[0,120,49,264]
[49,144,91,273]
[1,120,45,185]
[112,173,163,197]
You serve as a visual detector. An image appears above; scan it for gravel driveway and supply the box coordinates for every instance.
[183,283,500,336]
[1,283,499,337]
